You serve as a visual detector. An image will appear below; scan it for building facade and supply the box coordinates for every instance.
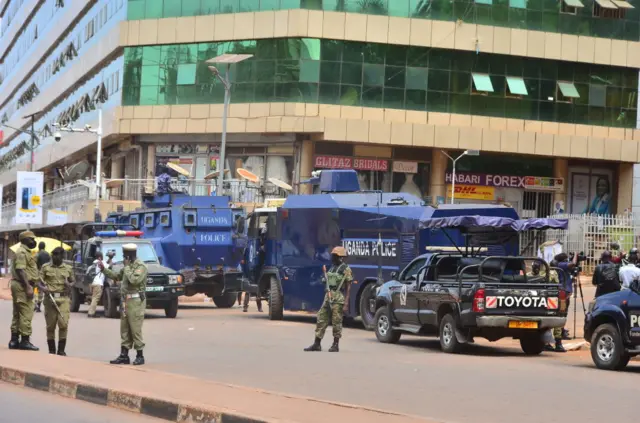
[0,0,640,247]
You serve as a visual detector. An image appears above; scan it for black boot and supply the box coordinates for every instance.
[544,344,555,352]
[47,339,56,354]
[562,329,571,340]
[57,339,67,356]
[328,337,340,352]
[555,339,567,353]
[8,333,19,350]
[133,350,145,366]
[304,337,322,352]
[257,299,263,312]
[34,303,41,313]
[110,347,130,364]
[19,336,39,351]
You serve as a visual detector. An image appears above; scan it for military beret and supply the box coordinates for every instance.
[19,231,36,241]
[123,243,138,252]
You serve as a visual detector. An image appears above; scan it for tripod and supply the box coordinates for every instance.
[572,275,587,340]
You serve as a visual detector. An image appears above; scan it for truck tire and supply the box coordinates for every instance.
[520,333,545,356]
[359,283,377,331]
[165,298,179,318]
[103,289,119,319]
[268,276,283,321]
[374,307,401,344]
[439,314,462,354]
[70,287,82,313]
[212,292,237,308]
[591,323,630,371]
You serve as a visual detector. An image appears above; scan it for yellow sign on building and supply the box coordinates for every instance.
[446,184,495,201]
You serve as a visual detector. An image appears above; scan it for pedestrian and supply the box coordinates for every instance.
[554,253,578,340]
[34,241,50,313]
[619,250,640,289]
[38,247,74,356]
[304,246,352,353]
[87,251,113,318]
[592,251,621,298]
[8,231,39,351]
[100,244,148,365]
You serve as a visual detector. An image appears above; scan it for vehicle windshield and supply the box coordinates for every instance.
[102,243,158,264]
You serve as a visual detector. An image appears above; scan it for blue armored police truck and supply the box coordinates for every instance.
[107,192,247,308]
[242,169,521,329]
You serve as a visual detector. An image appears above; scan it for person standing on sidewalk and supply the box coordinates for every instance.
[593,251,621,298]
[38,247,74,356]
[304,246,352,353]
[34,242,50,313]
[8,231,39,351]
[100,244,148,366]
[87,251,113,318]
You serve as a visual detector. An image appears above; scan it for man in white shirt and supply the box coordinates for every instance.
[619,250,640,289]
[87,251,112,318]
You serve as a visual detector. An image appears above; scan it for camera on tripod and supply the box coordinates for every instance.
[569,251,587,276]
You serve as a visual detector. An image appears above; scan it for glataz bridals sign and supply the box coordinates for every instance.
[314,155,388,171]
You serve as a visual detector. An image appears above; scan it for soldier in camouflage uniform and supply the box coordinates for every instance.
[304,246,353,353]
[100,243,148,365]
[38,247,75,356]
[528,261,565,353]
[9,230,39,351]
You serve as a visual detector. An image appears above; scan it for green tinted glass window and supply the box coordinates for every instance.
[558,81,580,98]
[506,77,528,95]
[406,67,428,91]
[177,64,197,85]
[509,0,527,8]
[299,60,320,82]
[472,73,494,92]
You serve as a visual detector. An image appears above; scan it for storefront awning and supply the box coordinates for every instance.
[557,82,581,98]
[506,77,528,96]
[472,73,494,93]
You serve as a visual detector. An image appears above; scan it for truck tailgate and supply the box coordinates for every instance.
[483,284,564,316]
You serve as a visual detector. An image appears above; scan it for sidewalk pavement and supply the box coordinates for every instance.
[0,350,432,423]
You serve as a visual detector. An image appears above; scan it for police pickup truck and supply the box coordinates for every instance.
[67,230,184,318]
[374,253,568,354]
[584,280,640,370]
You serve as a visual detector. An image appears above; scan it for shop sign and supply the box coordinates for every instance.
[446,184,495,201]
[524,176,564,192]
[392,161,418,174]
[314,155,388,171]
[446,172,525,188]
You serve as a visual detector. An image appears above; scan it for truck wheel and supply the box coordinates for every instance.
[212,292,237,308]
[359,284,377,331]
[268,276,283,321]
[591,323,630,371]
[439,314,462,354]
[520,333,545,355]
[103,289,119,319]
[374,307,401,344]
[164,298,178,318]
[70,288,82,313]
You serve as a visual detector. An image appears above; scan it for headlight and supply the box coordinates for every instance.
[169,275,182,284]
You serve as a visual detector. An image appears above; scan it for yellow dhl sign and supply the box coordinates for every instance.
[446,184,495,201]
[264,198,286,208]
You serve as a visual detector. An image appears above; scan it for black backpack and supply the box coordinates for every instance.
[600,263,619,286]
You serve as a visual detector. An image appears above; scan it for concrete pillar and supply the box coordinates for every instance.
[553,158,568,206]
[111,156,124,179]
[429,149,446,204]
[145,144,156,194]
[298,140,313,195]
[618,162,633,214]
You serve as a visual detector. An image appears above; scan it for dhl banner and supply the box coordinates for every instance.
[446,184,495,201]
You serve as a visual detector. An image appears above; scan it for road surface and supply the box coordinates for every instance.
[0,284,625,423]
[0,383,162,422]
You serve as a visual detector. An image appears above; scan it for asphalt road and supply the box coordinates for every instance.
[0,287,627,423]
[0,383,162,422]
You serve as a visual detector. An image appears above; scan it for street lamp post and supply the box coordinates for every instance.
[441,149,480,204]
[54,108,103,220]
[206,54,253,196]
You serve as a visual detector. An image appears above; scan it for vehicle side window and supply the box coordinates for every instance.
[400,258,426,282]
[247,214,259,237]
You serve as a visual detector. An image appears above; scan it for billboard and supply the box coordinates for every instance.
[15,171,44,224]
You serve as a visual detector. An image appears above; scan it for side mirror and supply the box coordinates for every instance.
[390,271,398,280]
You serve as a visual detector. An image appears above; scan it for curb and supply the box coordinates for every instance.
[0,365,269,423]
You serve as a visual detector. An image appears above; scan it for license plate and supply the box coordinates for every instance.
[146,286,164,292]
[508,321,538,329]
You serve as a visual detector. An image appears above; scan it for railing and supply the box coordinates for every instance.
[519,213,640,275]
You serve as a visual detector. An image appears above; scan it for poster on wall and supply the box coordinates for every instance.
[15,171,44,224]
[570,173,612,215]
[46,209,68,226]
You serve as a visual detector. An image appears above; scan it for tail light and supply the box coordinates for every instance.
[473,288,486,313]
[559,289,567,312]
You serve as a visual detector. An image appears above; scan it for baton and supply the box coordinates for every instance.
[40,278,67,327]
[322,265,333,305]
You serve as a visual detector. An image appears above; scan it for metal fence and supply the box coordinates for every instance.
[519,213,640,275]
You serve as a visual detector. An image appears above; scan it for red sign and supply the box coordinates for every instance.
[314,155,388,171]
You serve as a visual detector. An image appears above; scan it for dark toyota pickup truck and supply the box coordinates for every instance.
[374,253,569,354]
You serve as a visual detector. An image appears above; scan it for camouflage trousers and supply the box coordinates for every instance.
[10,281,34,336]
[121,297,146,350]
[553,297,571,340]
[44,296,70,341]
[314,292,344,340]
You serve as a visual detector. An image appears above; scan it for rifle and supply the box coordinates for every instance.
[322,265,333,305]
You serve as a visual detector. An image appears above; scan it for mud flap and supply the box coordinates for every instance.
[455,328,474,344]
